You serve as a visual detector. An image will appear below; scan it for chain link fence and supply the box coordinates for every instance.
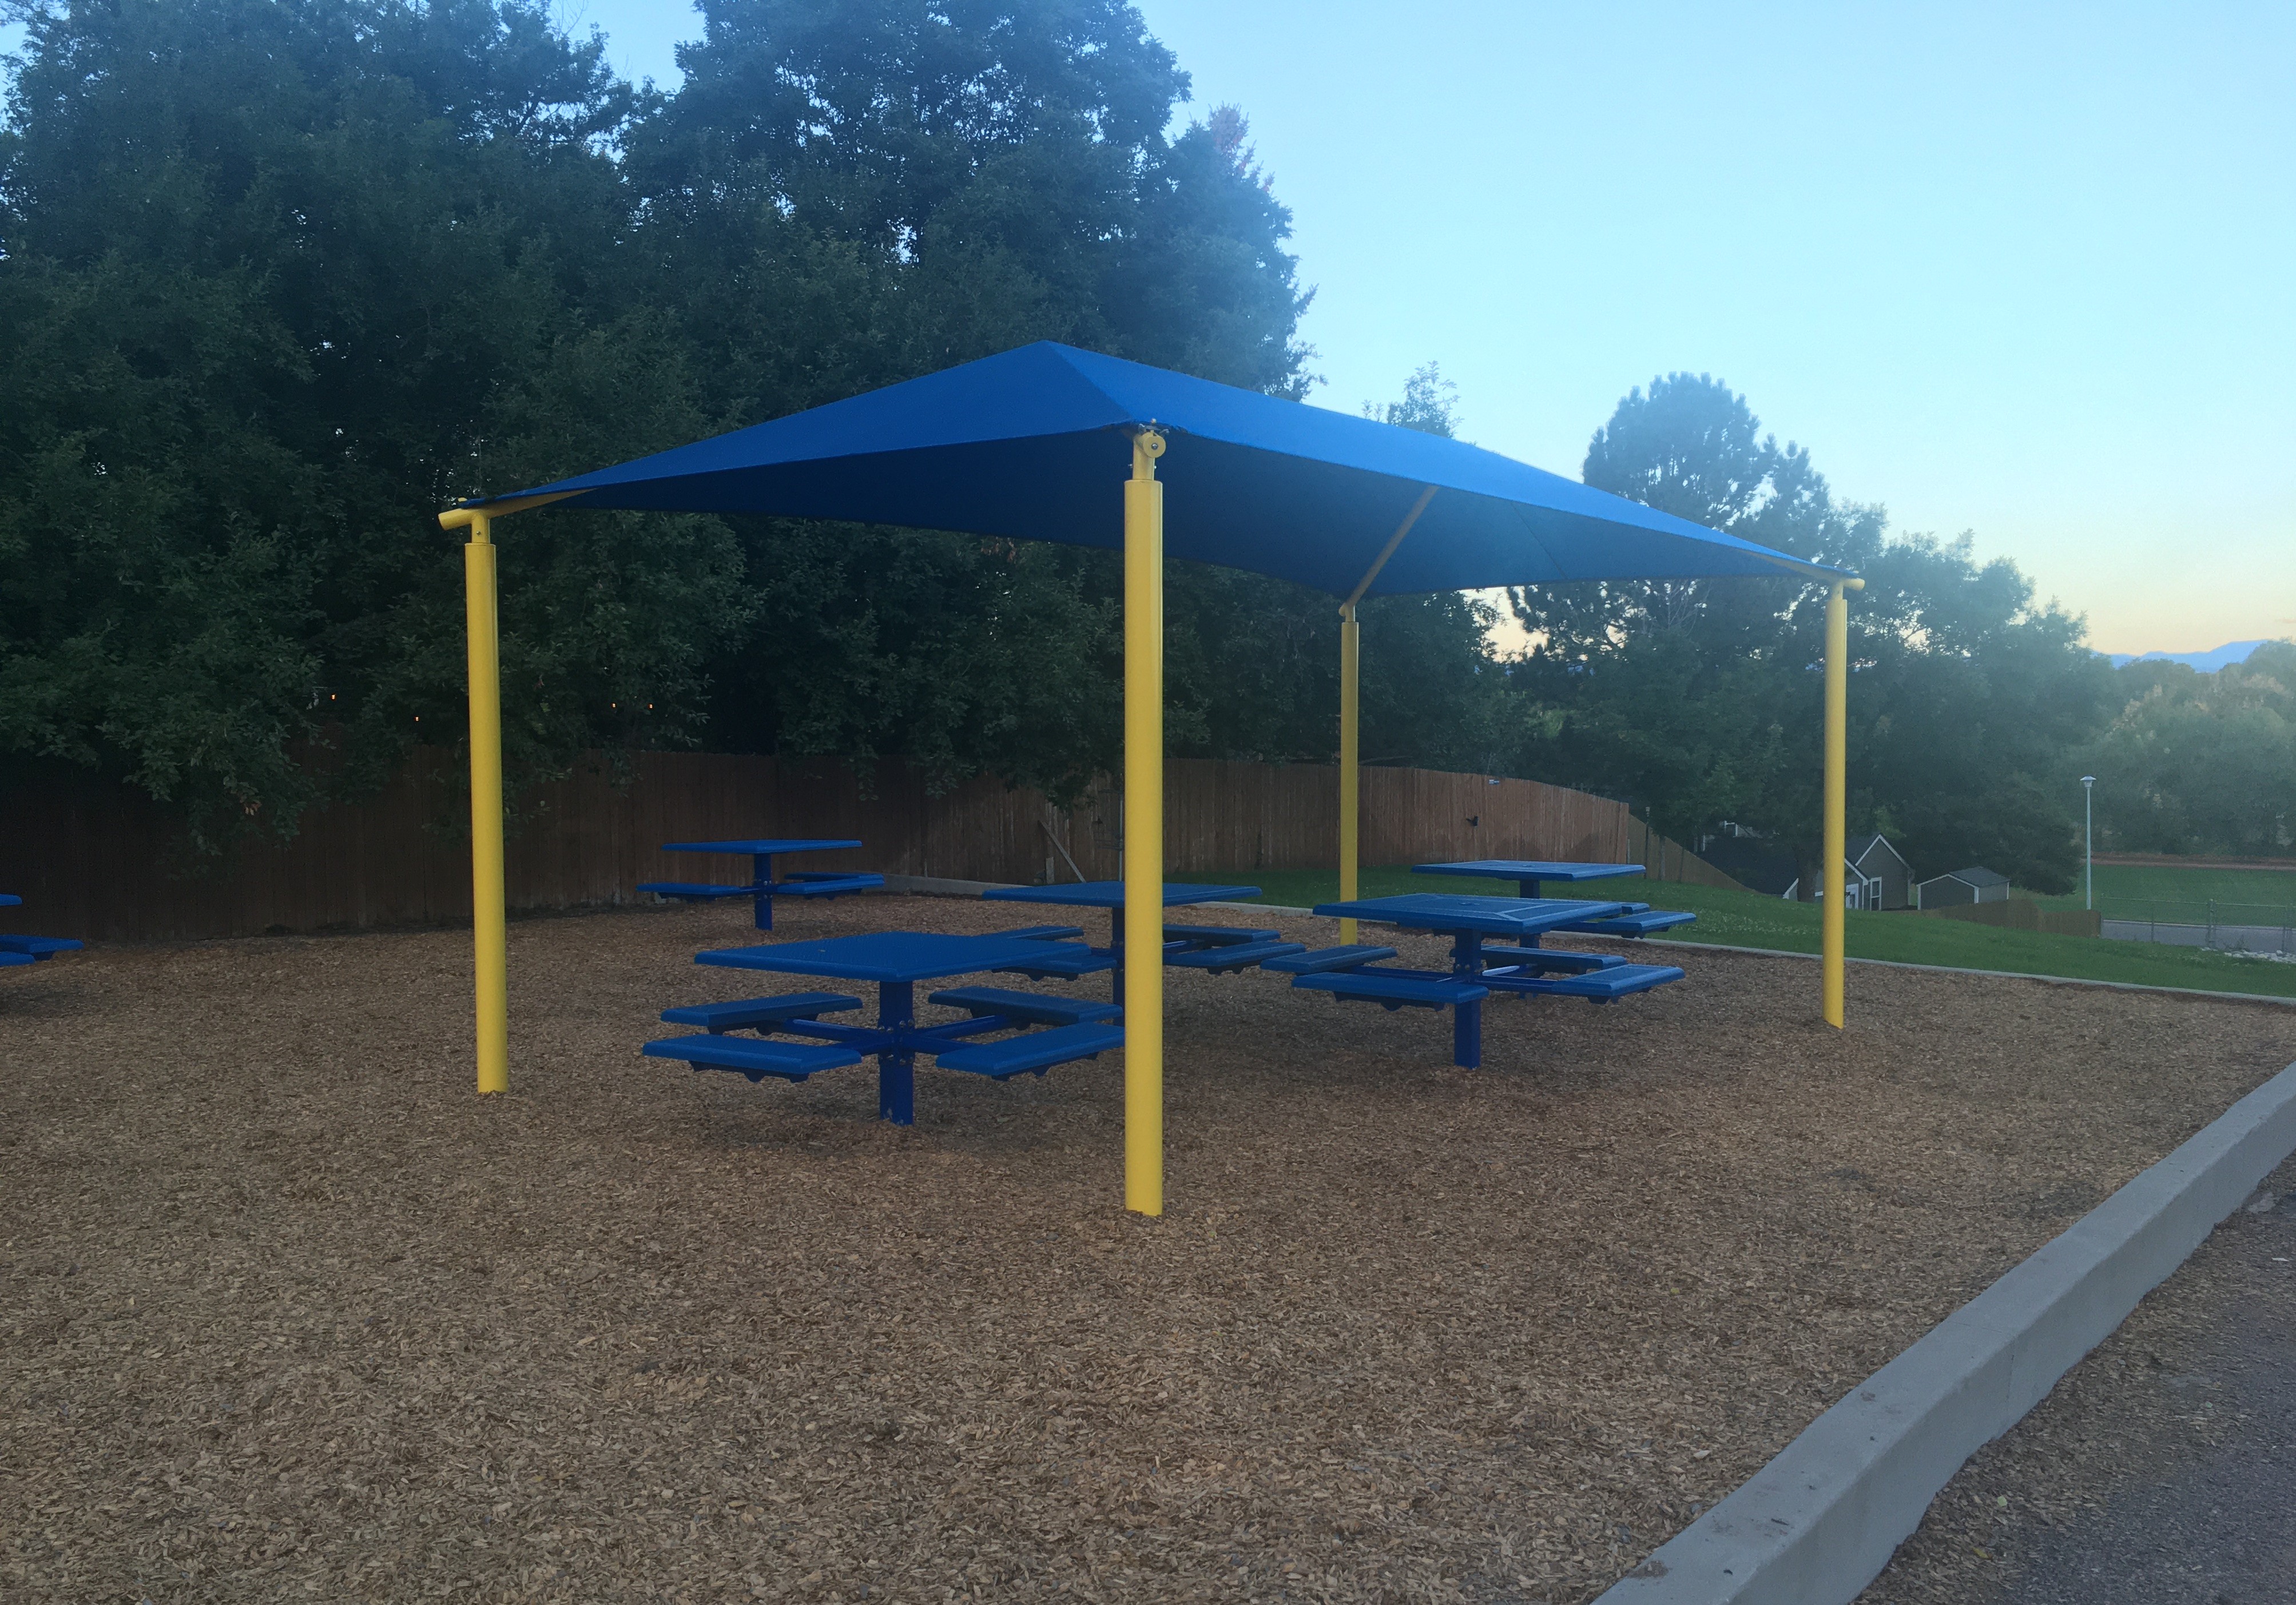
[2100,900,2296,956]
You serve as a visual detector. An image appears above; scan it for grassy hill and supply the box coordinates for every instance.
[1174,864,2296,1000]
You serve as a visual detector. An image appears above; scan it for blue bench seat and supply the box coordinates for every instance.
[988,924,1088,941]
[1557,909,1698,937]
[0,935,83,958]
[1495,962,1685,1000]
[638,880,753,901]
[927,987,1121,1027]
[992,945,1121,979]
[659,992,862,1033]
[642,1034,864,1083]
[1260,945,1398,974]
[1162,923,1280,947]
[1290,971,1490,1011]
[0,951,33,968]
[1165,939,1305,974]
[1471,947,1625,975]
[934,1023,1126,1079]
[777,872,887,898]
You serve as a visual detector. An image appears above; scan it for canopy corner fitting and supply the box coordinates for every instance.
[439,490,581,531]
[1130,427,1166,478]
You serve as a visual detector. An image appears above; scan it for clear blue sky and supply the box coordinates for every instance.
[561,0,2292,655]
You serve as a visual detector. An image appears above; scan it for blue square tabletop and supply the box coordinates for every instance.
[1312,893,1631,936]
[664,839,862,856]
[696,931,1082,983]
[983,880,1260,909]
[1414,860,1644,883]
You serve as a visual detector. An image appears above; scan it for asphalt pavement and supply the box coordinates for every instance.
[1862,1154,2296,1605]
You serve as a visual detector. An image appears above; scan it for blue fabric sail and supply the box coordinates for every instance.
[470,341,1841,597]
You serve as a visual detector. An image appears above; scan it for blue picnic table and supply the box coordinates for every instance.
[0,892,82,971]
[1273,893,1690,1068]
[645,931,1123,1124]
[1413,859,1699,943]
[1415,859,1645,897]
[638,837,885,931]
[979,880,1293,998]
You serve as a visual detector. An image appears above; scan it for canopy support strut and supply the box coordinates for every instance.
[1124,430,1167,1216]
[1336,487,1436,944]
[1822,577,1864,1028]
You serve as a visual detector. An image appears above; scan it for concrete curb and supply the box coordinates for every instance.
[1592,1056,2296,1604]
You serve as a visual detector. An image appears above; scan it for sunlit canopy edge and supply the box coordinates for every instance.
[466,341,1853,598]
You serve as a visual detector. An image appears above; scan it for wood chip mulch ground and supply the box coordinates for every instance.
[6,893,2294,1604]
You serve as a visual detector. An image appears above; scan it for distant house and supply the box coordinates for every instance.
[1706,830,1914,910]
[1847,834,1914,910]
[1915,867,2011,908]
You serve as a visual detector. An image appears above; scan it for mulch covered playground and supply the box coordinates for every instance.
[7,892,2295,1603]
[8,345,2293,1603]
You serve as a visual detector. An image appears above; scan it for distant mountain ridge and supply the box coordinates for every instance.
[2106,639,2270,673]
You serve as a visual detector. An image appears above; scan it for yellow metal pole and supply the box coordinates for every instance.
[1338,603,1360,944]
[1123,430,1166,1217]
[1821,578,1864,1029]
[442,507,510,1094]
[1331,486,1433,948]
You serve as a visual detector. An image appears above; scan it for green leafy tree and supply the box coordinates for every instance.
[1364,362,1460,434]
[0,0,752,847]
[2087,642,2295,856]
[0,0,1334,830]
[1508,374,2114,891]
[627,2,1320,794]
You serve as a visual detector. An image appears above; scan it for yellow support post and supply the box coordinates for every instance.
[1333,486,1436,945]
[1821,577,1864,1029]
[440,506,510,1095]
[1338,603,1361,944]
[1123,430,1166,1217]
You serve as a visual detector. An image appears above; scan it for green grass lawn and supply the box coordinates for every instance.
[2031,862,2296,925]
[1174,864,2296,999]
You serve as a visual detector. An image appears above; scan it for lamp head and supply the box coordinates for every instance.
[2081,775,2095,786]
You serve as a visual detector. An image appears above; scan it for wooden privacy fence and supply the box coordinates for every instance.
[1918,900,2104,937]
[0,750,1737,940]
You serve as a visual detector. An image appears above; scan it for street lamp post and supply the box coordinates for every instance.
[2082,775,2096,911]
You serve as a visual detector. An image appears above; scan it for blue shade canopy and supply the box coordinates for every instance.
[472,342,1842,598]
